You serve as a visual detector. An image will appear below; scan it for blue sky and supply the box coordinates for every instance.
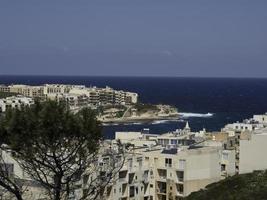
[0,0,267,77]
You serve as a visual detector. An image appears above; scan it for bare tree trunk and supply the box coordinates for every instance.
[0,181,23,200]
[54,174,62,200]
[14,192,23,200]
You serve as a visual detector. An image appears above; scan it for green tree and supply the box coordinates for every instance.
[0,101,103,200]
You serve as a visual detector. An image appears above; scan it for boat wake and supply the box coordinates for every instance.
[151,119,184,125]
[102,119,184,126]
[179,112,214,118]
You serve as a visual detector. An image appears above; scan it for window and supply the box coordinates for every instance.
[171,139,177,145]
[221,164,226,171]
[0,163,14,176]
[177,184,184,194]
[177,171,184,182]
[179,159,186,170]
[158,139,163,145]
[222,153,228,160]
[137,157,142,168]
[165,158,172,167]
[128,158,133,168]
[130,186,135,197]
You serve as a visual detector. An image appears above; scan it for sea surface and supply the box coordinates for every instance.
[1,75,267,139]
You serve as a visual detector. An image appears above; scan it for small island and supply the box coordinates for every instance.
[97,103,178,123]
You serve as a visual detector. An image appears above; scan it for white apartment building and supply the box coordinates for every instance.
[239,128,267,174]
[222,113,267,136]
[43,84,85,96]
[0,96,34,113]
[253,113,267,125]
[115,123,205,149]
[107,125,237,200]
[84,142,235,200]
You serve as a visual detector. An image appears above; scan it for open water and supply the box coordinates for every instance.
[1,75,267,139]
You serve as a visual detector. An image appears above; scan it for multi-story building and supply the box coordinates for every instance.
[220,113,267,174]
[0,96,34,113]
[0,84,138,106]
[85,142,235,200]
[239,128,267,174]
[94,124,236,200]
[0,85,11,93]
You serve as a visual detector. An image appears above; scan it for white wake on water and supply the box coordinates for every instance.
[179,112,214,118]
[151,119,184,125]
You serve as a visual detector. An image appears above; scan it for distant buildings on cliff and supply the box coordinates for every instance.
[0,84,138,112]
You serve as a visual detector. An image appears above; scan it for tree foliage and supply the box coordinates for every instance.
[0,101,103,200]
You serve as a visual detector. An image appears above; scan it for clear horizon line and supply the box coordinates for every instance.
[0,74,267,79]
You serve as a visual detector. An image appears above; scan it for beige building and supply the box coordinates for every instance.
[84,142,235,200]
[239,128,267,174]
[90,125,237,200]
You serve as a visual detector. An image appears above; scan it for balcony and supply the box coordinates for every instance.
[157,181,167,194]
[128,173,135,184]
[119,177,127,183]
[176,171,184,183]
[121,183,128,197]
[143,170,149,184]
[144,176,149,183]
[157,194,167,200]
[176,183,184,196]
[157,169,167,181]
[165,163,172,168]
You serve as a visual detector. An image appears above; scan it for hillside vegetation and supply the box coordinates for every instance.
[186,171,267,200]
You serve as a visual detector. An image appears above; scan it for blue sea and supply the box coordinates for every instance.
[1,75,267,139]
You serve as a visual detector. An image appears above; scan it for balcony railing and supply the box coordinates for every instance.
[165,163,172,168]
